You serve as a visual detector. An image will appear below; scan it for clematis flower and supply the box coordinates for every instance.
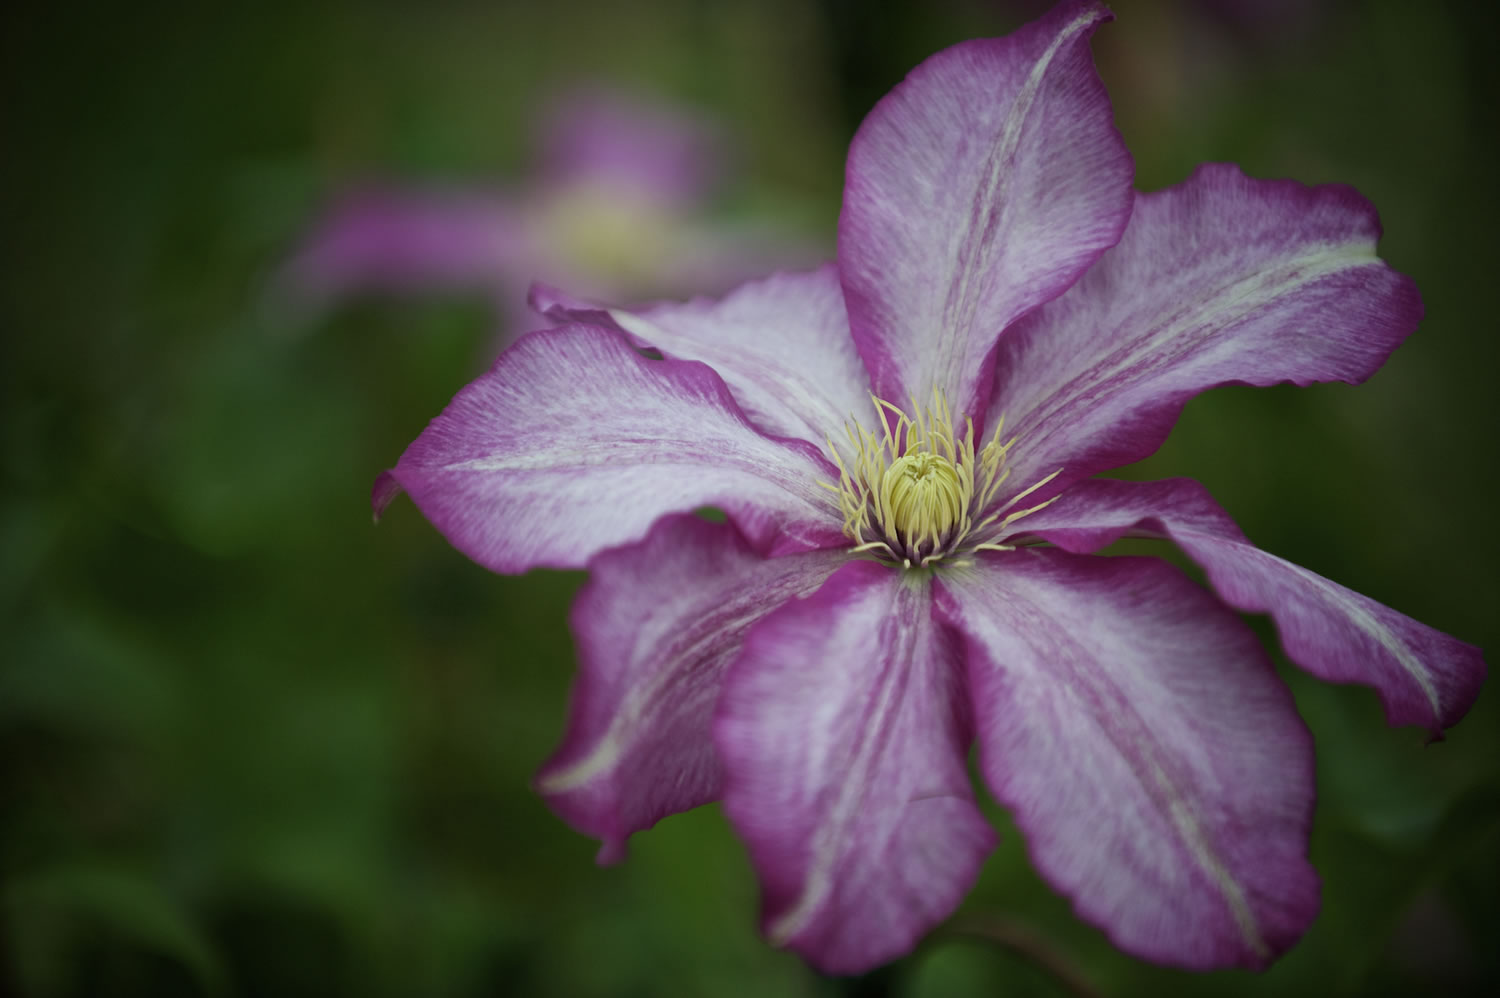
[374,0,1486,976]
[282,88,816,342]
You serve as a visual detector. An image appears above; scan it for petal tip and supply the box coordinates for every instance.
[594,838,629,866]
[1425,640,1487,736]
[526,279,577,320]
[371,470,403,523]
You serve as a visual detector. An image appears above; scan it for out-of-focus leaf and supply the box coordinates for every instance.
[5,864,225,997]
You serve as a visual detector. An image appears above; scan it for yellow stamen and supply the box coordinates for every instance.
[822,389,1061,568]
[882,453,963,554]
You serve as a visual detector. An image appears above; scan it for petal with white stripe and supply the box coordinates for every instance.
[716,561,994,974]
[539,515,847,862]
[935,548,1318,969]
[839,1,1133,420]
[531,264,874,445]
[1016,477,1487,734]
[988,163,1424,504]
[378,325,845,572]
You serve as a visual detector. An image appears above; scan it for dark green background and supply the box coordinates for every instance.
[3,1,1496,995]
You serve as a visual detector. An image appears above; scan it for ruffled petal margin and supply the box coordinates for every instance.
[537,515,847,863]
[530,264,874,446]
[988,163,1424,503]
[838,0,1132,422]
[935,548,1319,969]
[1017,478,1486,734]
[715,562,994,975]
[375,324,846,572]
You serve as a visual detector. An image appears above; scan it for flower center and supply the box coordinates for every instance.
[822,391,1060,569]
[882,453,963,549]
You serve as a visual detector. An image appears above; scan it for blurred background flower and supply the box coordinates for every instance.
[2,1,1496,996]
[280,87,822,352]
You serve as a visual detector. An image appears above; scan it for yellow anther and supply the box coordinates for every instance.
[821,388,1060,568]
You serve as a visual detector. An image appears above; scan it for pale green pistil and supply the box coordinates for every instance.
[822,390,1062,570]
[882,453,964,554]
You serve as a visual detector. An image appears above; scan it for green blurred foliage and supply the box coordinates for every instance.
[2,0,1496,995]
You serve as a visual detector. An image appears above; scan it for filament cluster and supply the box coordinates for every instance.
[822,391,1059,569]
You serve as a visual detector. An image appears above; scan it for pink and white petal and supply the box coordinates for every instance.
[284,186,526,302]
[838,1,1132,421]
[990,163,1424,502]
[716,561,995,974]
[935,549,1318,969]
[537,88,725,206]
[1018,478,1486,734]
[539,515,848,863]
[379,325,846,573]
[531,264,873,446]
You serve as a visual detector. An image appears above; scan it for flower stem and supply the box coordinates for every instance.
[940,913,1102,998]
